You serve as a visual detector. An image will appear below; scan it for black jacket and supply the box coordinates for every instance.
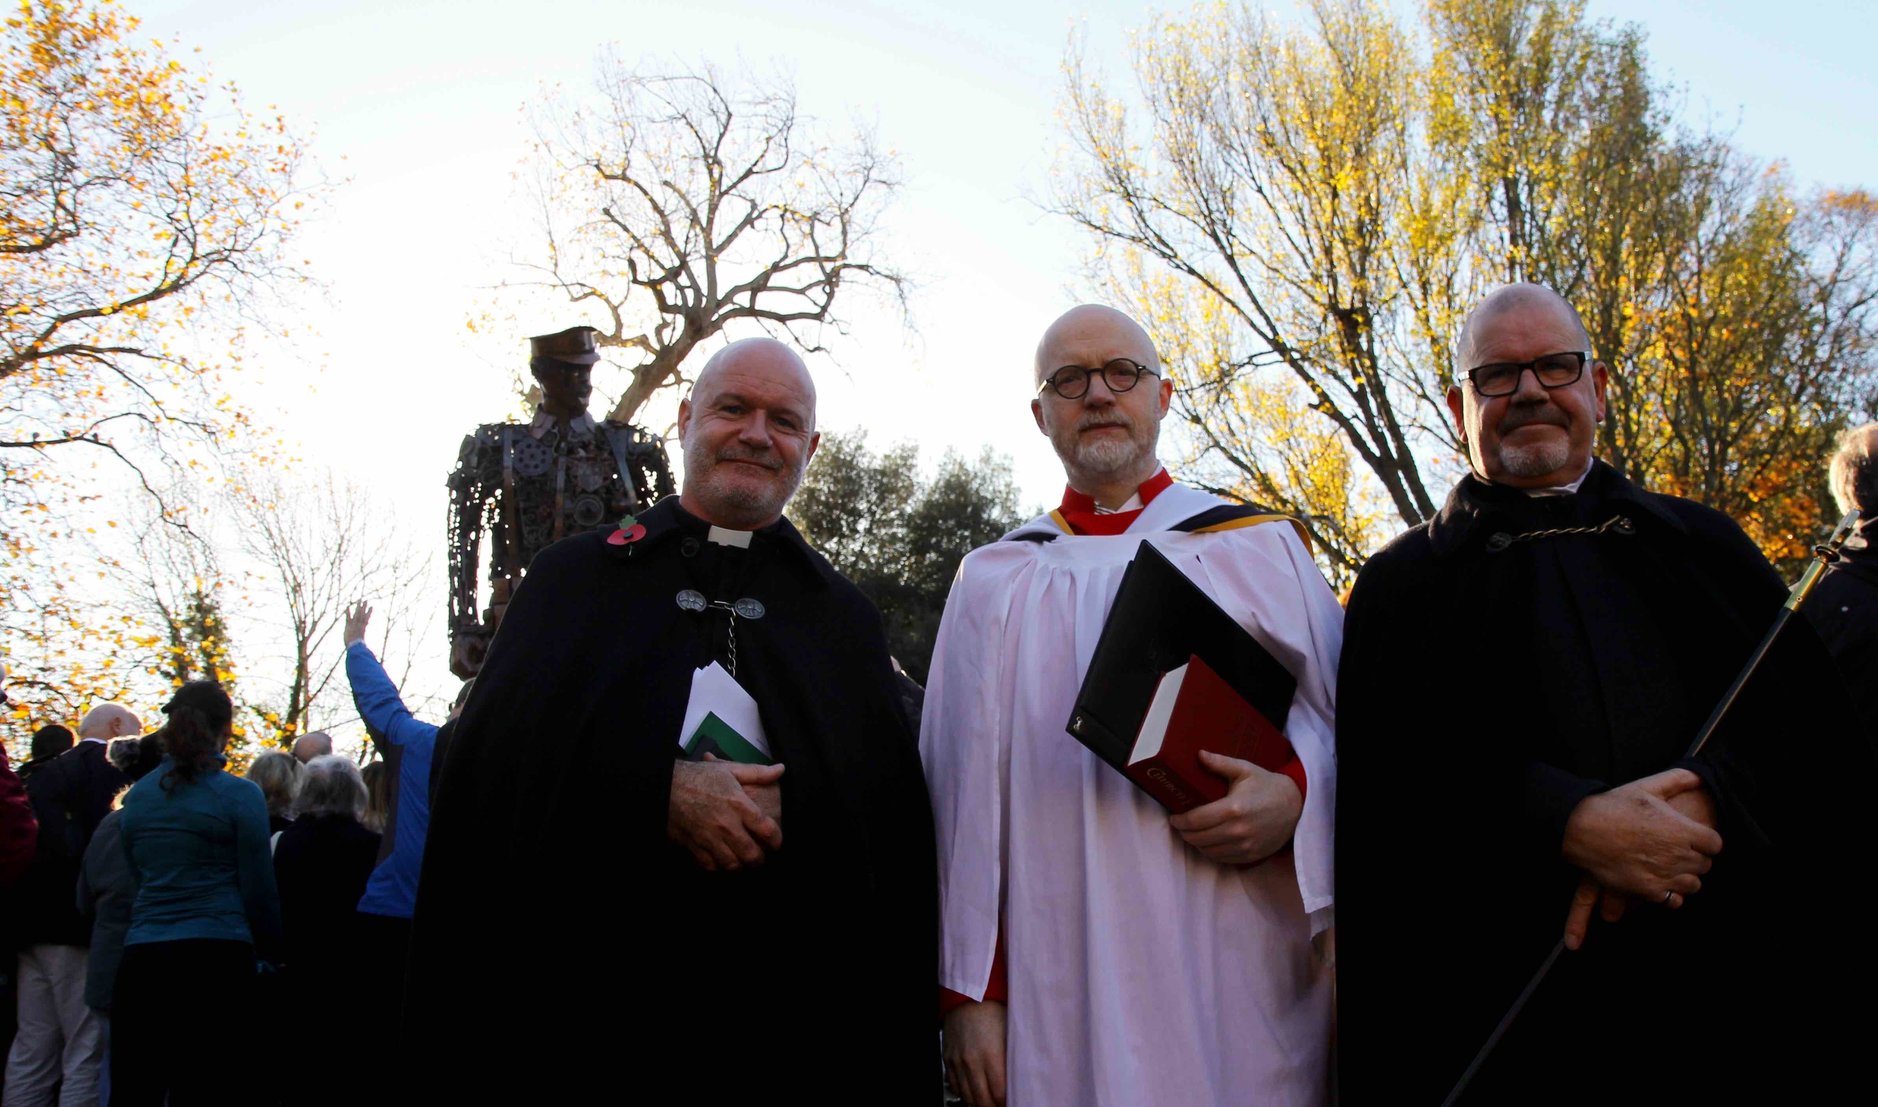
[1336,463,1873,1104]
[408,498,939,1103]
[15,740,128,947]
[273,812,381,973]
[1805,532,1878,750]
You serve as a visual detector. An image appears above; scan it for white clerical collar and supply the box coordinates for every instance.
[1094,492,1144,516]
[527,408,597,441]
[1520,461,1594,498]
[707,526,752,548]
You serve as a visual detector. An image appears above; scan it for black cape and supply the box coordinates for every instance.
[407,498,939,1103]
[1335,463,1873,1104]
[1804,531,1878,750]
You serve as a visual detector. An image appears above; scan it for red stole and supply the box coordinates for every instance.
[1056,469,1174,535]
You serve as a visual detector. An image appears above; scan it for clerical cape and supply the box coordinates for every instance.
[407,499,939,1102]
[923,481,1339,1106]
[1336,463,1875,1104]
[1806,533,1878,749]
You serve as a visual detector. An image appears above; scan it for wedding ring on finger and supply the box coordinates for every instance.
[1662,890,1675,907]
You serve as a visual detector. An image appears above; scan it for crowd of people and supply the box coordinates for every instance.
[0,282,1873,1105]
[0,603,442,1105]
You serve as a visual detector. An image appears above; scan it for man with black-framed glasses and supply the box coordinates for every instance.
[926,304,1341,1106]
[1335,282,1872,1103]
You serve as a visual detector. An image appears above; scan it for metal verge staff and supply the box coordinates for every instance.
[1441,509,1863,1107]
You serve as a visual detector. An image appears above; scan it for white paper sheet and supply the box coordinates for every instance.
[677,661,770,759]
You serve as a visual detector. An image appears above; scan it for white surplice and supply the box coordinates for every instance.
[922,482,1338,1106]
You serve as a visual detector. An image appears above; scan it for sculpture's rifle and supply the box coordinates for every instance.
[1440,510,1862,1107]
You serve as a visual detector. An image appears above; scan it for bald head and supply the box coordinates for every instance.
[78,703,141,741]
[1034,305,1161,385]
[695,338,817,426]
[1830,422,1878,518]
[1031,304,1172,507]
[1446,282,1608,489]
[292,730,333,764]
[1454,283,1592,379]
[678,337,822,529]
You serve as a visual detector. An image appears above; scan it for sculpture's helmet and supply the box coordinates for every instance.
[528,326,602,366]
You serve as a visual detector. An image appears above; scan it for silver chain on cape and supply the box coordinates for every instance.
[1484,514,1636,553]
[674,591,766,677]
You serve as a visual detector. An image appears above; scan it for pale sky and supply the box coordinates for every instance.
[114,0,1877,721]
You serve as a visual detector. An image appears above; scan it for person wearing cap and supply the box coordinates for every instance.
[446,325,674,677]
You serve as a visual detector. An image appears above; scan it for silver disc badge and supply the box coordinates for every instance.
[510,436,553,478]
[732,597,766,620]
[675,589,707,613]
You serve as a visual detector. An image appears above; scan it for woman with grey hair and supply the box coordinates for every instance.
[246,750,302,837]
[271,754,381,1103]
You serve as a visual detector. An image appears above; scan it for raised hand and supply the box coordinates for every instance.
[343,600,373,646]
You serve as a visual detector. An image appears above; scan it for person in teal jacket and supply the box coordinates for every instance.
[111,681,279,1106]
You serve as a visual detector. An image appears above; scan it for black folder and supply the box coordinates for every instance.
[1067,541,1297,771]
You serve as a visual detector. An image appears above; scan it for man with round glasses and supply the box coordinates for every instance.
[925,305,1341,1105]
[1335,283,1871,1102]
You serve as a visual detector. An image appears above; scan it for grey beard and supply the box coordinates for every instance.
[1069,428,1157,483]
[1497,437,1572,479]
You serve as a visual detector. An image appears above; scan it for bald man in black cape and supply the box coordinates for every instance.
[1335,285,1873,1104]
[407,339,938,1103]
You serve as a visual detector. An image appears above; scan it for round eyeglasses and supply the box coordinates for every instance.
[1037,358,1158,400]
[1462,352,1588,397]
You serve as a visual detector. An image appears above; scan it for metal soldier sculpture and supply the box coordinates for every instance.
[447,326,674,677]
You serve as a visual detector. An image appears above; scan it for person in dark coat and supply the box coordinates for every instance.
[1335,284,1874,1105]
[1809,422,1878,747]
[16,726,74,787]
[409,338,938,1104]
[272,755,380,1104]
[7,702,137,1104]
[75,734,164,1106]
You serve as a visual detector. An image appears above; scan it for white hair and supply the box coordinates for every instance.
[1829,422,1878,517]
[293,754,367,821]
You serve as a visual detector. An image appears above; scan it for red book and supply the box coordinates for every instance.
[1124,654,1291,813]
[1066,540,1298,810]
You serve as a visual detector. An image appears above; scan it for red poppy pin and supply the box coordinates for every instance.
[607,514,647,545]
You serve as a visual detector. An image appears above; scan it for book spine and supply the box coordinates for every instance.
[1123,758,1203,813]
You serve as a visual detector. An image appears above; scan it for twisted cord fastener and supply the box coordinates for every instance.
[1485,515,1636,553]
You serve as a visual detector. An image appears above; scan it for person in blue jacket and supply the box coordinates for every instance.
[343,598,463,1096]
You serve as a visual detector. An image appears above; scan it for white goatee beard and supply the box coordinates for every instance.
[1068,423,1158,485]
[1496,438,1572,479]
